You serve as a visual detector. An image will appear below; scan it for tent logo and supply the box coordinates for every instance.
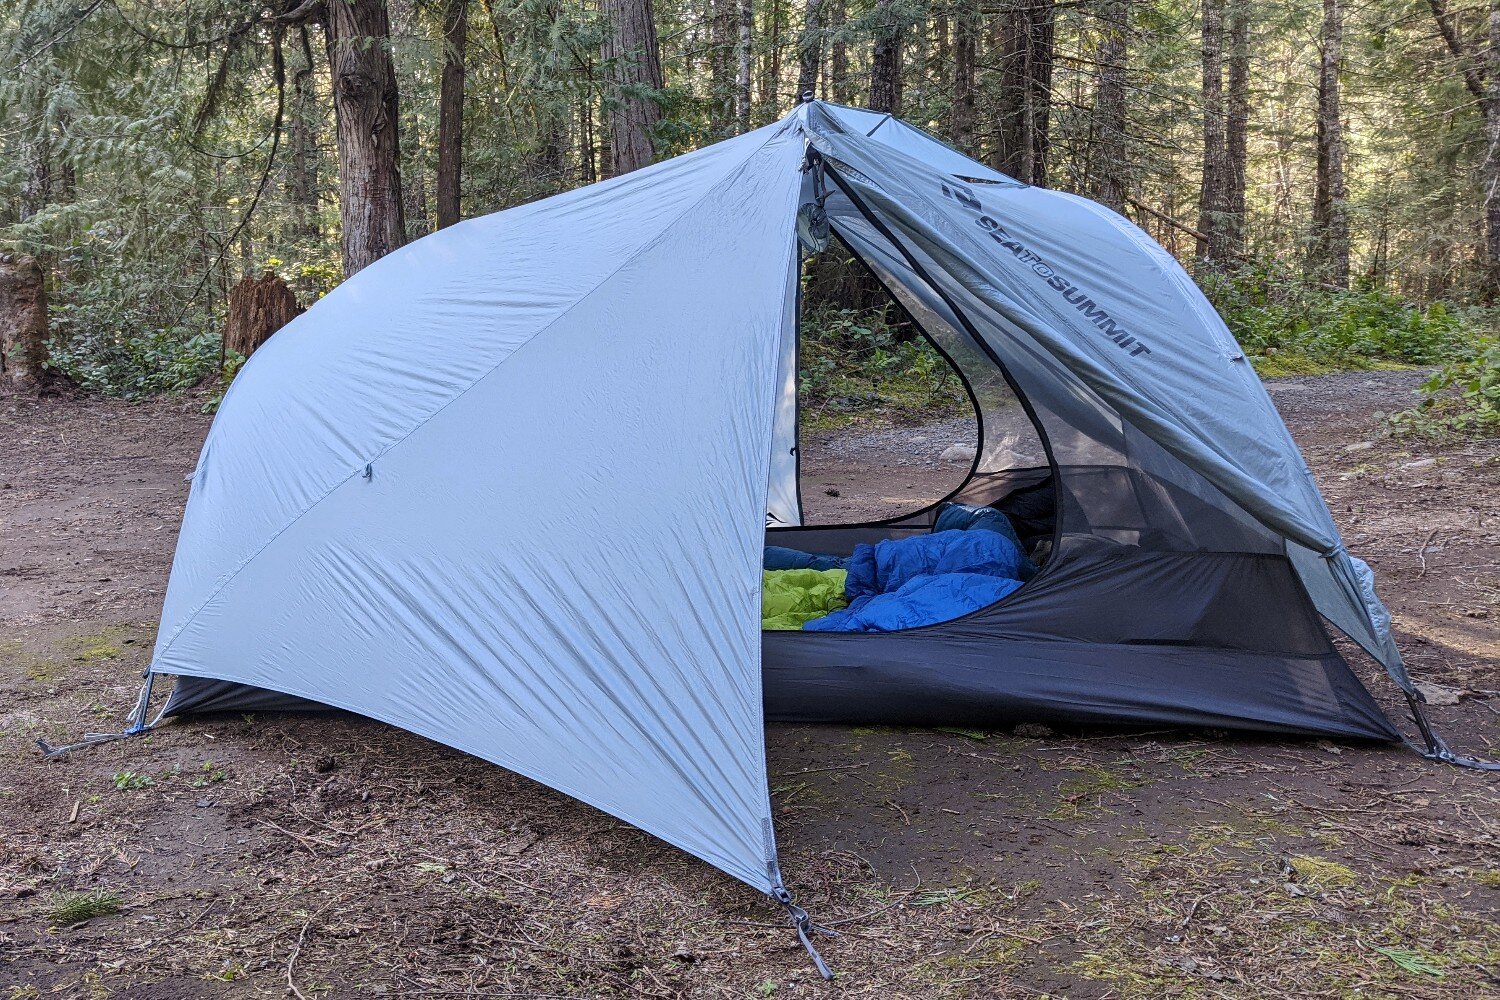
[940,182,1152,359]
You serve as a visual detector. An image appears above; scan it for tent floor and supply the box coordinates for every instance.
[162,639,1398,743]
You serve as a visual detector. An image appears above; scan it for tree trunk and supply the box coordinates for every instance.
[223,272,304,360]
[436,0,468,228]
[1311,0,1348,286]
[759,0,783,110]
[828,0,849,102]
[952,2,978,150]
[1425,0,1500,293]
[1484,1,1500,297]
[711,0,735,125]
[868,0,903,114]
[795,0,825,100]
[20,131,52,224]
[288,25,321,242]
[601,0,664,175]
[736,0,753,130]
[1197,0,1230,270]
[1224,0,1250,256]
[0,255,52,393]
[324,0,407,277]
[992,1,1053,185]
[1091,0,1128,212]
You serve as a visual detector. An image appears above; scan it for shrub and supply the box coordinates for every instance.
[47,297,224,399]
[1204,268,1471,374]
[798,305,967,428]
[1390,336,1500,437]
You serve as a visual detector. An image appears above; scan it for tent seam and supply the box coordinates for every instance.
[153,125,797,666]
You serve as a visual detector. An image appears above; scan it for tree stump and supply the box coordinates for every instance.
[0,253,53,392]
[224,271,302,360]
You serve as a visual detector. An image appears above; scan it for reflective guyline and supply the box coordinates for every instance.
[940,181,1154,359]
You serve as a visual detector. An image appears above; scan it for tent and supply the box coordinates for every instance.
[79,100,1473,971]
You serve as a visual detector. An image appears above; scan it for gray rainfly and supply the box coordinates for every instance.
[52,100,1494,977]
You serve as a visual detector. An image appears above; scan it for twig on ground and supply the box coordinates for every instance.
[1418,528,1441,578]
[286,914,312,1000]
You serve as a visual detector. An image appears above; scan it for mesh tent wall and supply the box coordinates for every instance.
[131,102,1418,919]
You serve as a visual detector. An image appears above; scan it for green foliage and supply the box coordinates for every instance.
[190,761,228,787]
[798,304,967,429]
[1370,945,1446,978]
[46,317,223,399]
[1207,268,1470,374]
[111,770,154,791]
[1391,336,1500,438]
[47,889,122,925]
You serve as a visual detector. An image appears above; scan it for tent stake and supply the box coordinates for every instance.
[772,885,836,980]
[1403,691,1500,771]
[37,670,160,760]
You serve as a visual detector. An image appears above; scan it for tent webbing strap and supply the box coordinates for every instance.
[1403,693,1500,771]
[772,885,836,980]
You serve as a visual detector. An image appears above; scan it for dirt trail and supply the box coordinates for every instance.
[1,370,1497,999]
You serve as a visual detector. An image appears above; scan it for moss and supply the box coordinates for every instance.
[1287,855,1358,888]
[0,640,65,682]
[57,627,137,662]
[1474,869,1500,889]
[1045,766,1144,821]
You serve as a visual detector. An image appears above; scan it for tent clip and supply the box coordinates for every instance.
[772,885,837,980]
[37,670,159,760]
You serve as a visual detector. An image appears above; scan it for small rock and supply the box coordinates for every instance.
[1343,441,1375,452]
[1401,457,1437,470]
[1416,682,1463,706]
[940,443,977,463]
[195,797,211,808]
[1012,722,1053,738]
[823,488,840,497]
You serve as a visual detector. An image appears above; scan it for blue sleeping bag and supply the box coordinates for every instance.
[932,503,1038,579]
[764,545,847,572]
[803,528,1031,633]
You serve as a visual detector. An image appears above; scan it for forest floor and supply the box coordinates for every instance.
[1,368,1498,999]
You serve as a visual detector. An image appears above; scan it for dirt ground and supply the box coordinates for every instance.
[1,369,1497,999]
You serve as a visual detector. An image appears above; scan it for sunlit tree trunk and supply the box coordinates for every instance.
[324,0,407,277]
[1091,0,1128,211]
[601,0,664,175]
[1311,0,1348,286]
[435,0,467,228]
